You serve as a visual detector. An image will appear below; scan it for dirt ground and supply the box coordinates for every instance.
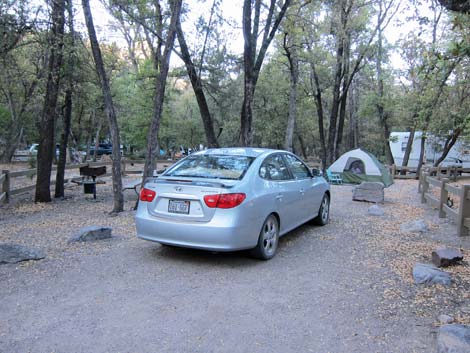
[0,176,469,352]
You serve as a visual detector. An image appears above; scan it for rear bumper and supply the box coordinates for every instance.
[135,210,259,251]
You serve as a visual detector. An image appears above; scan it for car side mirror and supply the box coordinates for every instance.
[311,168,322,177]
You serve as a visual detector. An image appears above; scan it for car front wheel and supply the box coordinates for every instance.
[251,214,279,260]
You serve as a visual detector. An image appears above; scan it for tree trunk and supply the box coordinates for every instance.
[309,59,327,170]
[176,17,219,148]
[35,0,66,203]
[401,126,416,175]
[327,34,344,166]
[334,31,351,160]
[143,0,182,178]
[434,128,462,166]
[417,132,426,177]
[375,4,394,166]
[55,0,74,199]
[240,0,291,146]
[82,0,123,213]
[283,33,298,152]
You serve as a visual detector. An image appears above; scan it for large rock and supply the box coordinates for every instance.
[368,204,385,216]
[412,263,452,286]
[438,324,470,353]
[400,219,428,233]
[432,248,464,267]
[0,243,45,264]
[69,226,112,242]
[353,182,384,203]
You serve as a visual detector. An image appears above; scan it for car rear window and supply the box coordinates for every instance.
[164,155,255,180]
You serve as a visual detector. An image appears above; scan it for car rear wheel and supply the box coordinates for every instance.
[313,194,330,225]
[251,214,279,260]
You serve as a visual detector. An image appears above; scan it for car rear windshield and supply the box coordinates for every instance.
[164,155,255,180]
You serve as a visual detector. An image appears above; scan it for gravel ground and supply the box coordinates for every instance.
[0,178,469,352]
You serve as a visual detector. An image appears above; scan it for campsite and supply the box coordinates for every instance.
[2,0,470,352]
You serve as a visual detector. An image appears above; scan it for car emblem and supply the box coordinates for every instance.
[175,186,182,192]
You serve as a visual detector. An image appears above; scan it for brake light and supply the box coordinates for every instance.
[140,188,156,202]
[204,193,246,209]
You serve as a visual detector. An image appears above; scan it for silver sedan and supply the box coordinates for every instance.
[135,148,330,259]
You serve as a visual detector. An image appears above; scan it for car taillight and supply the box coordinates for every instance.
[140,188,156,202]
[204,193,246,209]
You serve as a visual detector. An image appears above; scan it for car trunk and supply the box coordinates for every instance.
[143,178,236,222]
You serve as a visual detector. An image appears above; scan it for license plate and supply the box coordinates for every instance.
[168,200,190,214]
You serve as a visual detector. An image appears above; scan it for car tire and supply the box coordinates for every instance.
[251,214,279,260]
[313,193,330,226]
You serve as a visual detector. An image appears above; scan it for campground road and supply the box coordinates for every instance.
[0,185,435,352]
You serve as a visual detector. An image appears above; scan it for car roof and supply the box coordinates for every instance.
[193,147,284,158]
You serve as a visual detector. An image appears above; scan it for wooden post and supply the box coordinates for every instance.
[121,159,126,176]
[2,170,10,203]
[457,185,470,236]
[439,178,449,218]
[391,164,396,179]
[418,169,423,193]
[421,172,429,204]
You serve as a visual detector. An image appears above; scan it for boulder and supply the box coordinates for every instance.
[438,324,470,353]
[432,248,464,267]
[352,182,385,203]
[412,263,451,286]
[400,219,428,233]
[0,243,45,264]
[368,204,384,216]
[69,226,112,242]
[438,315,454,325]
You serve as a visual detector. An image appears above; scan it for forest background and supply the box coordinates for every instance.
[1,0,470,210]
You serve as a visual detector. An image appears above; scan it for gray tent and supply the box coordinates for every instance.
[329,148,393,187]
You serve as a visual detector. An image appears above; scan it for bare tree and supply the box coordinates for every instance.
[82,0,123,213]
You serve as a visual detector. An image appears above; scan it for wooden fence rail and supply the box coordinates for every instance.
[420,171,470,237]
[0,159,175,204]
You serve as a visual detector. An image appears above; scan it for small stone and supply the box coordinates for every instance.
[0,243,45,264]
[432,248,464,267]
[412,263,451,286]
[400,219,428,233]
[438,315,454,325]
[69,226,113,242]
[438,324,470,353]
[368,204,384,216]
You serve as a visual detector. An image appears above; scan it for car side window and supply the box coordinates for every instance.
[259,155,291,181]
[284,154,311,179]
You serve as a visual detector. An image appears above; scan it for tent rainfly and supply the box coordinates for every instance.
[328,148,393,187]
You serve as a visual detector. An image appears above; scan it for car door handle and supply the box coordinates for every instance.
[275,194,283,200]
[299,188,305,194]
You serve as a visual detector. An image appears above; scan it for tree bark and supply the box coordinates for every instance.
[143,0,182,178]
[82,0,123,213]
[35,0,66,202]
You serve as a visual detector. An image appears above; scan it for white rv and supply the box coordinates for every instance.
[389,132,470,167]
